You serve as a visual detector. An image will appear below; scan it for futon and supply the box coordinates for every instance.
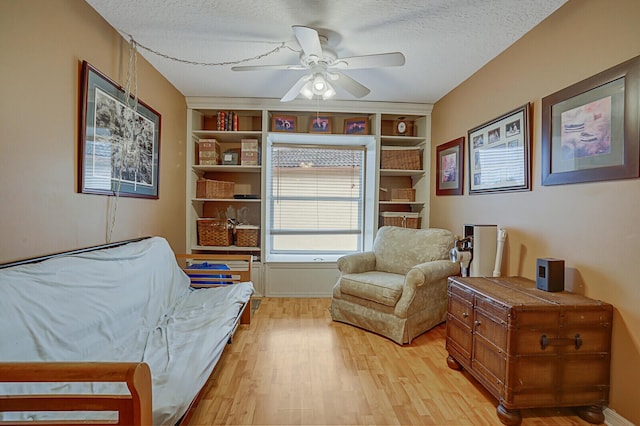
[0,236,253,425]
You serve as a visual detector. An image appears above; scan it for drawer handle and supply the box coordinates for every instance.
[462,312,469,318]
[474,320,481,327]
[540,334,583,350]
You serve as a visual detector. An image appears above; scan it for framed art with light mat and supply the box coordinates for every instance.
[541,55,640,186]
[436,137,464,196]
[78,61,161,199]
[468,103,531,194]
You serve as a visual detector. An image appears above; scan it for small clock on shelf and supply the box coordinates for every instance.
[394,118,412,136]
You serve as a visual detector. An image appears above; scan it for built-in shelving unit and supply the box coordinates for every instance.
[186,98,432,296]
[188,108,263,261]
[377,113,429,229]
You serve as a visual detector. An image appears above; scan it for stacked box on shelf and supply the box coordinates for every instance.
[198,139,220,165]
[241,139,259,166]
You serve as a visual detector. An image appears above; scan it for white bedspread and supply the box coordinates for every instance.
[0,237,254,425]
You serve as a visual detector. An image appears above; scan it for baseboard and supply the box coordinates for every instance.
[605,408,635,426]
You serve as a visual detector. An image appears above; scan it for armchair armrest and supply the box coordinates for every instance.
[408,259,461,287]
[337,251,376,274]
[395,260,460,318]
[0,362,152,425]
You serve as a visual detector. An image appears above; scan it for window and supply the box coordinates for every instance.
[265,133,376,261]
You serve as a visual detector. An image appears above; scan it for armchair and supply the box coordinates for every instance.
[330,226,460,344]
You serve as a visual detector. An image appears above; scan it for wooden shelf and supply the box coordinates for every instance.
[191,245,261,252]
[379,135,426,146]
[379,201,424,206]
[380,169,425,177]
[192,198,261,203]
[193,165,261,174]
[193,130,262,142]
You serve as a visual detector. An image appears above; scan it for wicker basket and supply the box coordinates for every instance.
[197,219,232,246]
[381,148,422,170]
[380,212,420,229]
[390,188,416,202]
[196,179,235,199]
[236,225,259,247]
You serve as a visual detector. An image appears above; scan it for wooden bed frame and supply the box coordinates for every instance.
[0,362,152,425]
[0,239,254,426]
[175,253,253,326]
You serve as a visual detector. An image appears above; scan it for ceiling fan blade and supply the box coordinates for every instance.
[280,74,312,102]
[330,71,371,98]
[292,25,323,60]
[331,52,405,70]
[232,64,306,71]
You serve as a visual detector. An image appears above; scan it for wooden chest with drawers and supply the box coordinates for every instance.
[445,276,612,426]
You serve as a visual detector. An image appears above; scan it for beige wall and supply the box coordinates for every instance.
[0,0,187,262]
[430,0,640,422]
[2,0,638,422]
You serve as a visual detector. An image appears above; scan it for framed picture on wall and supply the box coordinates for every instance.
[309,116,332,133]
[78,61,161,199]
[344,117,370,134]
[271,115,297,132]
[436,137,464,196]
[541,55,640,186]
[468,103,531,194]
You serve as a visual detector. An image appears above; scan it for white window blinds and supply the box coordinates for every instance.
[268,144,365,255]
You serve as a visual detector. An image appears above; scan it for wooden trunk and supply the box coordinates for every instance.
[445,276,612,426]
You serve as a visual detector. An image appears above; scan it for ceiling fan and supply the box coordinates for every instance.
[231,26,405,102]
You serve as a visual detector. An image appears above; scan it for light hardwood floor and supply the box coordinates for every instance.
[186,298,595,426]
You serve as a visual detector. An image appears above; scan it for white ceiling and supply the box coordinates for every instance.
[85,0,567,104]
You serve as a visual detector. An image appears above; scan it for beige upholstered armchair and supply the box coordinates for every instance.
[330,226,460,345]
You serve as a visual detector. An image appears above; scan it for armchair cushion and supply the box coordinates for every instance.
[340,271,404,307]
[373,226,455,275]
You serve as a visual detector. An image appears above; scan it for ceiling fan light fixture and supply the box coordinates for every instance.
[300,81,314,99]
[322,84,336,100]
[299,73,335,100]
[312,74,328,94]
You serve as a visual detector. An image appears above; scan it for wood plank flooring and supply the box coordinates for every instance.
[186,298,595,426]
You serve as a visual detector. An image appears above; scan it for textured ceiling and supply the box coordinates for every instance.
[85,0,567,104]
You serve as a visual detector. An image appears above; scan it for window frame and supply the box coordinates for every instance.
[265,132,376,262]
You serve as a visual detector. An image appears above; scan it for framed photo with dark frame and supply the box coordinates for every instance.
[309,116,332,133]
[541,55,640,186]
[436,137,464,196]
[344,117,370,135]
[79,61,161,199]
[271,115,297,132]
[468,103,531,194]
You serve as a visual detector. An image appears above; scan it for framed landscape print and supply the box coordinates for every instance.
[78,61,161,199]
[468,104,531,194]
[541,55,640,185]
[436,137,464,196]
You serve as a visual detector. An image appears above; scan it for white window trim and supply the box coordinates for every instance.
[265,132,376,262]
